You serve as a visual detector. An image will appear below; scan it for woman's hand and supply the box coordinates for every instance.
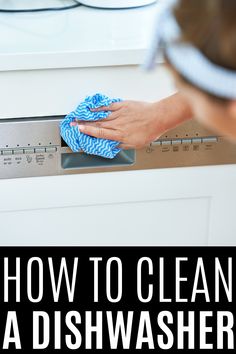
[71,100,165,149]
[71,94,192,149]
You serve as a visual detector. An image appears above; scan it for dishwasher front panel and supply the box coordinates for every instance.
[0,116,236,179]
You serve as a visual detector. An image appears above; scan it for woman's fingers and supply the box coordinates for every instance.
[74,112,120,125]
[72,122,135,147]
[78,124,123,141]
[118,143,135,150]
[90,101,124,112]
[101,111,120,121]
[71,117,117,129]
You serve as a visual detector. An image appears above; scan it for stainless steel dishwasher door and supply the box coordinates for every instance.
[1,117,236,179]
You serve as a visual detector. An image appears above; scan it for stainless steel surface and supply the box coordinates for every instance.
[0,116,236,179]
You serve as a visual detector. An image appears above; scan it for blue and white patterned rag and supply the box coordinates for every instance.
[60,93,122,159]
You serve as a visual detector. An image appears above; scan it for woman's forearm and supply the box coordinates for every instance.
[152,93,193,136]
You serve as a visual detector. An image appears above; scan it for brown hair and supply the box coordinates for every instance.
[168,0,236,100]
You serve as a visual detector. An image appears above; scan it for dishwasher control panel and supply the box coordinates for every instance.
[153,136,218,146]
[0,116,235,179]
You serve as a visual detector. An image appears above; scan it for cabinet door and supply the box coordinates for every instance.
[0,165,235,246]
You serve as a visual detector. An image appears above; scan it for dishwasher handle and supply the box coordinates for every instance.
[61,150,135,170]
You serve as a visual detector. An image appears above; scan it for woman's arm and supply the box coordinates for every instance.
[74,93,193,149]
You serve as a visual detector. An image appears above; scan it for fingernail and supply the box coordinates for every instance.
[78,124,85,131]
[70,122,77,127]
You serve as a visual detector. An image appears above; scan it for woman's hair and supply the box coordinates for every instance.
[169,0,236,101]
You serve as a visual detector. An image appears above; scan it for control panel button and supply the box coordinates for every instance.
[46,147,57,153]
[182,139,192,144]
[2,150,13,155]
[152,140,161,146]
[35,148,46,153]
[162,140,172,146]
[202,137,218,143]
[13,149,24,155]
[24,148,35,154]
[192,138,202,144]
[172,139,182,145]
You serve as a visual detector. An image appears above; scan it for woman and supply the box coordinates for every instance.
[76,0,236,149]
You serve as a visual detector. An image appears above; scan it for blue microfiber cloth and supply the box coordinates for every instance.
[60,93,122,159]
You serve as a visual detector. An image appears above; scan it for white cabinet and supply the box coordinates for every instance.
[0,164,236,245]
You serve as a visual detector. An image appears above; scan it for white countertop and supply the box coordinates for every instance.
[0,1,162,71]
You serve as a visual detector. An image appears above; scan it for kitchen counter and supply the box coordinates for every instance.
[0,0,173,119]
[0,1,163,71]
